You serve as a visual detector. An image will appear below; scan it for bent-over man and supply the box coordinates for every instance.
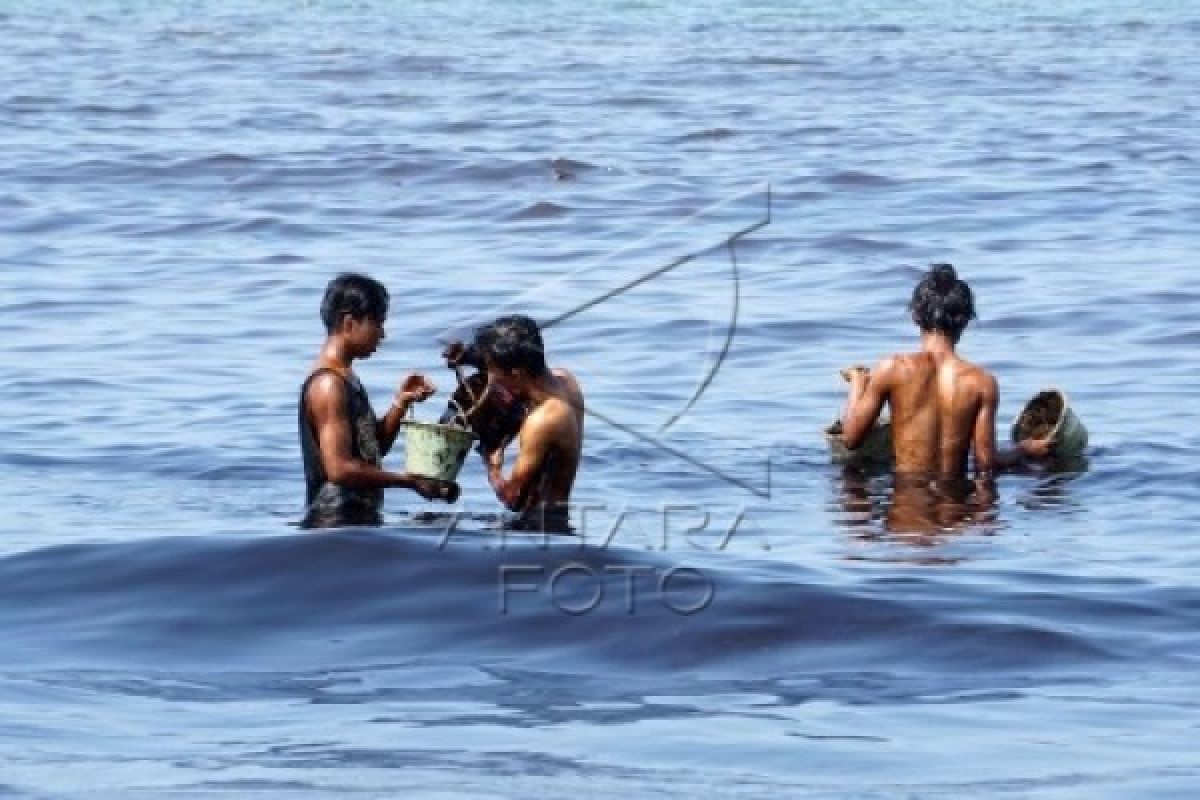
[472,315,583,531]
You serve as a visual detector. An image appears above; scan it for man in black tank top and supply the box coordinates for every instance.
[299,273,459,528]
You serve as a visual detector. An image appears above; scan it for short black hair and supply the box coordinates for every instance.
[320,273,389,333]
[473,314,547,376]
[909,263,976,341]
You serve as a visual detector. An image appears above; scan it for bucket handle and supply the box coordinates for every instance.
[445,397,469,429]
[452,364,477,405]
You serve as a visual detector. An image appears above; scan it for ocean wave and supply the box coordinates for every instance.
[0,531,1174,677]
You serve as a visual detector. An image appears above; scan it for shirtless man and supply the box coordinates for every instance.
[840,263,1051,479]
[299,273,458,528]
[472,315,584,531]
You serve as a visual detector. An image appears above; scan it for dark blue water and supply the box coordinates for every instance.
[2,1,1199,796]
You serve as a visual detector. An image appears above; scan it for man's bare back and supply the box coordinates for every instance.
[848,351,996,475]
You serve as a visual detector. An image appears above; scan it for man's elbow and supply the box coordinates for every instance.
[491,478,523,511]
[973,445,999,475]
[840,422,867,450]
[324,459,361,487]
[498,487,522,512]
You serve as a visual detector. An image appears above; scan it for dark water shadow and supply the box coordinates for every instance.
[832,458,1090,555]
[834,465,997,538]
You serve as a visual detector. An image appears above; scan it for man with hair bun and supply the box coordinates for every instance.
[840,263,1051,478]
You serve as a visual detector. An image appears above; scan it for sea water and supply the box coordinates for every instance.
[1,1,1198,796]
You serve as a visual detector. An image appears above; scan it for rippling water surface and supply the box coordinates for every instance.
[2,1,1199,797]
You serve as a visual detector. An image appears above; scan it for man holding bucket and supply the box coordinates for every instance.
[839,263,1053,478]
[463,315,584,532]
[299,273,459,528]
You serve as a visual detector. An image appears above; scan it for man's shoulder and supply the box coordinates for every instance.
[551,367,584,407]
[526,394,579,438]
[531,394,575,422]
[552,366,582,390]
[307,368,347,392]
[873,352,922,383]
[883,352,916,369]
[956,357,996,385]
[954,359,998,400]
[304,368,353,408]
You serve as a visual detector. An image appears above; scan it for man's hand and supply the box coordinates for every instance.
[395,373,436,407]
[484,440,505,467]
[442,341,466,365]
[1019,437,1054,459]
[443,340,487,369]
[840,365,870,384]
[411,476,460,503]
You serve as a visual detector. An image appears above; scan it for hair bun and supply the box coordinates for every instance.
[930,262,957,292]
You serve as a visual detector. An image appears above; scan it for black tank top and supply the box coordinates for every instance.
[298,368,384,527]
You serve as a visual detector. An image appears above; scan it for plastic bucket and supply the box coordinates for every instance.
[825,418,893,465]
[400,420,478,481]
[1011,388,1088,458]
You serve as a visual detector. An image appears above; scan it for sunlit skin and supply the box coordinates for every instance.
[841,320,1051,479]
[305,311,459,502]
[484,364,584,513]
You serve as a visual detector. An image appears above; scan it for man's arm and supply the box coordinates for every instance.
[841,359,894,450]
[307,374,457,501]
[972,374,1051,476]
[487,411,554,512]
[972,375,1001,476]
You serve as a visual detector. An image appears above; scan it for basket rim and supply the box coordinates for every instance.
[1012,387,1071,441]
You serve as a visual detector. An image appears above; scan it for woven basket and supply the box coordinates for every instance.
[825,418,893,465]
[1011,388,1088,458]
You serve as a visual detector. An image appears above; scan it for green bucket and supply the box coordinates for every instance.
[1011,388,1088,458]
[825,418,893,465]
[400,419,478,481]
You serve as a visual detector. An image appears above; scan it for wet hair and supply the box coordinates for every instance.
[909,263,976,341]
[473,314,547,377]
[320,273,389,333]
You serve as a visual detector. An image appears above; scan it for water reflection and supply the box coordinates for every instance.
[834,467,1001,546]
[833,459,1088,555]
[1014,457,1089,513]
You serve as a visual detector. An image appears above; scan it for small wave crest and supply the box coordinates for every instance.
[671,127,737,144]
[508,200,571,220]
[821,169,897,188]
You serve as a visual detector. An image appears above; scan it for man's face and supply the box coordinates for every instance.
[486,362,526,400]
[344,314,386,357]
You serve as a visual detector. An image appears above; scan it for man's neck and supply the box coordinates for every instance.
[919,330,958,359]
[317,336,355,374]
